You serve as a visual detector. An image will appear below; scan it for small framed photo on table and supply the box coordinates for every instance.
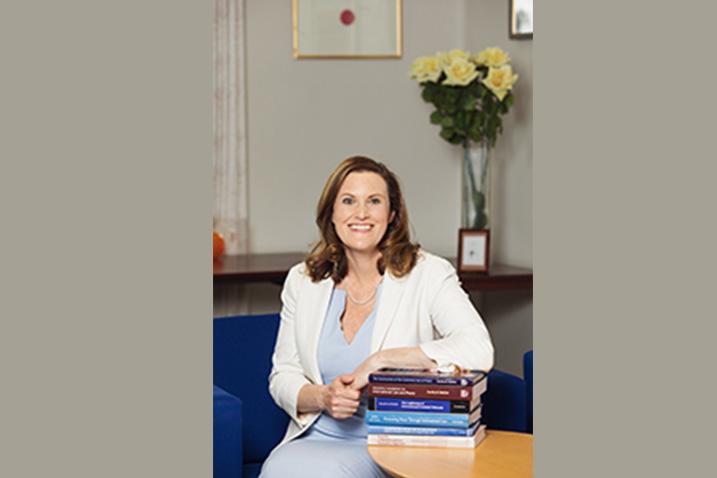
[458,229,490,273]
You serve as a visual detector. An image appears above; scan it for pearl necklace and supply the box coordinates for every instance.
[345,286,377,306]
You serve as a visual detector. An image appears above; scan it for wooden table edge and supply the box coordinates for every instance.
[368,430,533,478]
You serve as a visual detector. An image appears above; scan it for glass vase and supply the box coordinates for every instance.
[461,141,491,230]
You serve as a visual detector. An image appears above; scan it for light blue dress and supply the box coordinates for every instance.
[260,285,390,478]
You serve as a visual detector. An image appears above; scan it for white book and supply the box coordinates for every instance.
[367,424,487,449]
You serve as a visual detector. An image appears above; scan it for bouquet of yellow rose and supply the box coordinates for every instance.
[410,47,518,148]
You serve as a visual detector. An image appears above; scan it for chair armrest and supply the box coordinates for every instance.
[483,369,527,433]
[214,385,243,478]
[524,350,533,433]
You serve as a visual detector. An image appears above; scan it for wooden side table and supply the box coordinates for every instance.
[213,252,532,291]
[368,430,532,478]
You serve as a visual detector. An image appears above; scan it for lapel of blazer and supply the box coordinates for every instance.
[303,276,334,385]
[370,271,407,353]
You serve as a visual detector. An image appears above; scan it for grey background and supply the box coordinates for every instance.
[2,0,717,477]
[536,0,717,476]
[1,1,212,476]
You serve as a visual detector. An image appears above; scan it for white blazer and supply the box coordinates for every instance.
[267,250,494,452]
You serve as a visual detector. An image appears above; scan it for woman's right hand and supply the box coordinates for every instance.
[321,374,361,419]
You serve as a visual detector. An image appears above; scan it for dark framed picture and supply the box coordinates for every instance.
[292,0,403,59]
[458,229,490,273]
[510,0,533,39]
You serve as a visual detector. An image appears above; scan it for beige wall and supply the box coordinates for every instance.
[216,0,533,375]
[465,0,533,375]
[245,0,468,257]
[466,0,533,268]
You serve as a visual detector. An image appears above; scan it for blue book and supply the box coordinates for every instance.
[368,396,480,413]
[365,407,481,428]
[367,420,482,437]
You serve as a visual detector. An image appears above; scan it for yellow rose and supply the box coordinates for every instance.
[442,57,479,86]
[481,65,519,101]
[473,47,511,67]
[410,56,442,83]
[437,49,471,67]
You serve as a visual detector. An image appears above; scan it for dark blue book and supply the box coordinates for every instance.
[369,368,487,387]
[368,396,481,413]
[367,420,482,437]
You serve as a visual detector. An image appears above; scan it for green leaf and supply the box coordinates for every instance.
[475,191,486,210]
[440,116,454,128]
[455,111,467,133]
[487,115,497,136]
[473,212,487,230]
[439,127,454,141]
[430,111,443,124]
[482,94,493,110]
[462,95,477,111]
[434,92,451,111]
[421,87,434,103]
[465,111,477,132]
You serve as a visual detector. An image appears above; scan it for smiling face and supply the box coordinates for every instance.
[332,171,395,256]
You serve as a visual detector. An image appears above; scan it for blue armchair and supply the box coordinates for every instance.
[213,314,533,478]
[213,385,243,478]
[524,350,533,433]
[214,314,289,478]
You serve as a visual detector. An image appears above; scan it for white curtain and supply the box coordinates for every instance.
[213,0,248,255]
[214,0,250,317]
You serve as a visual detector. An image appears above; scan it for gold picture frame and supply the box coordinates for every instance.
[292,0,403,59]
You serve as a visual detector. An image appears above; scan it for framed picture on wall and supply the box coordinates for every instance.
[510,0,533,39]
[458,229,490,273]
[292,0,403,59]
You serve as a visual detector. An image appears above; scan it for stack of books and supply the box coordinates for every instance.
[365,367,488,448]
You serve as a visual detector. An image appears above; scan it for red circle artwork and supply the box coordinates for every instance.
[340,9,355,26]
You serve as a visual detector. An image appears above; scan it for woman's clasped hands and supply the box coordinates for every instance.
[321,374,361,419]
[321,353,383,419]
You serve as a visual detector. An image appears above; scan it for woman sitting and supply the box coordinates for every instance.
[260,156,494,478]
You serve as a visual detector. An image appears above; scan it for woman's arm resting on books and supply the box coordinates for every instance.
[349,347,437,390]
[297,375,361,420]
[419,259,494,371]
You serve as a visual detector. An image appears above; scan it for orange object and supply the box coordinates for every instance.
[213,231,225,259]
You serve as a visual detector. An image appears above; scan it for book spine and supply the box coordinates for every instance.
[368,383,477,400]
[367,426,486,448]
[369,375,472,386]
[367,422,480,437]
[368,397,471,413]
[366,410,472,428]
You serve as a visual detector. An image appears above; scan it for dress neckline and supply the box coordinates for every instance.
[332,284,382,346]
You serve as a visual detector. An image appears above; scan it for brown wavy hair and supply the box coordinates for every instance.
[305,156,420,283]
